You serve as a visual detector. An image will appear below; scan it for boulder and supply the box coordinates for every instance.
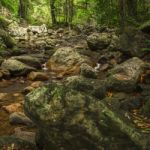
[107,57,144,92]
[80,63,97,78]
[9,112,34,126]
[14,127,35,144]
[12,55,42,69]
[1,59,35,76]
[27,71,49,81]
[46,47,92,76]
[24,82,150,150]
[87,33,111,51]
[0,29,15,48]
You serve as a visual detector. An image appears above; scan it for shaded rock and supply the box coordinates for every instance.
[80,63,97,78]
[2,103,22,113]
[0,68,10,79]
[140,20,150,34]
[107,57,144,92]
[9,112,34,126]
[27,71,49,81]
[12,55,42,69]
[120,27,148,57]
[65,76,107,99]
[108,34,121,51]
[87,33,111,51]
[0,29,15,48]
[0,136,37,150]
[1,59,35,76]
[24,82,149,150]
[14,127,35,144]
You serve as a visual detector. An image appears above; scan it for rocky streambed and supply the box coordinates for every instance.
[0,24,150,149]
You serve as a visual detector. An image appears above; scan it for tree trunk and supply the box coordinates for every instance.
[127,0,137,19]
[119,0,126,32]
[50,0,57,26]
[18,0,29,20]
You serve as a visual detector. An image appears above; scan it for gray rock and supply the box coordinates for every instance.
[87,33,111,51]
[12,55,42,69]
[80,63,97,78]
[1,59,35,76]
[9,112,34,126]
[107,57,145,92]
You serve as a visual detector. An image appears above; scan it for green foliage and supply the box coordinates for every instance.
[0,0,150,27]
[0,0,18,16]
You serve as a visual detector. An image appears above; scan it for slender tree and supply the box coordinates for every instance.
[18,0,29,20]
[50,0,57,25]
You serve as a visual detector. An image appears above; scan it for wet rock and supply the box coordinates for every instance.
[87,33,111,51]
[24,82,149,150]
[46,47,91,76]
[9,112,34,126]
[2,103,22,113]
[80,63,97,78]
[27,71,49,81]
[107,57,145,92]
[1,59,35,76]
[12,55,42,69]
[23,81,44,94]
[14,127,35,144]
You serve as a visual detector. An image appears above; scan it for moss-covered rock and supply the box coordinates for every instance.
[1,58,35,76]
[107,57,144,92]
[0,29,15,48]
[24,82,149,150]
[0,16,10,30]
[87,33,111,51]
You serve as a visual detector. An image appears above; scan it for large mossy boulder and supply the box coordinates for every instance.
[46,47,92,76]
[1,58,35,76]
[107,57,144,92]
[87,33,111,51]
[25,82,150,150]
